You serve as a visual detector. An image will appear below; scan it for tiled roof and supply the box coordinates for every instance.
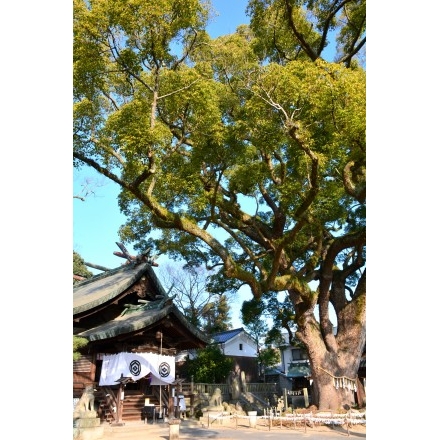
[77,304,173,340]
[73,261,164,316]
[76,303,209,344]
[211,327,244,344]
[73,261,209,346]
[287,361,311,378]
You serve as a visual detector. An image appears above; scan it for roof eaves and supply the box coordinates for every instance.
[73,262,151,315]
[77,304,210,345]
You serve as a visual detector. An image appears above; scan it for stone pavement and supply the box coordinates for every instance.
[101,418,366,439]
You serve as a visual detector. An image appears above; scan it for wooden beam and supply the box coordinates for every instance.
[116,242,135,261]
[113,251,134,260]
[85,262,111,271]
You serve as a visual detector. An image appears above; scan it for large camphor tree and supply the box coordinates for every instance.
[73,0,366,410]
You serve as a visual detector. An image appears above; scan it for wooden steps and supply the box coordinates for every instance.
[79,387,167,424]
[120,390,145,421]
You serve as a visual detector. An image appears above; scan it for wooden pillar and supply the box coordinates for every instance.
[190,376,194,417]
[114,374,131,425]
[115,383,124,424]
[169,386,175,419]
[189,395,194,417]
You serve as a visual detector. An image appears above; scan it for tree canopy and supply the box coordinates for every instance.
[183,345,234,383]
[73,336,88,361]
[73,250,93,284]
[74,0,366,410]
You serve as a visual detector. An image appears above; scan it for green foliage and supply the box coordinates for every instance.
[241,298,265,324]
[184,345,234,383]
[247,0,366,68]
[73,251,93,284]
[73,336,88,361]
[73,0,366,409]
[202,294,232,334]
[265,327,285,347]
[258,346,281,370]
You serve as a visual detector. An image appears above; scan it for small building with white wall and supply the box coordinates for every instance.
[211,327,259,383]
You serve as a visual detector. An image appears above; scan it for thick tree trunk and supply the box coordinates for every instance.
[292,298,365,410]
[290,267,366,411]
[312,362,357,410]
[355,377,366,408]
[304,324,365,410]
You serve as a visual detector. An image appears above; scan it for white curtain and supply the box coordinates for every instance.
[99,352,175,386]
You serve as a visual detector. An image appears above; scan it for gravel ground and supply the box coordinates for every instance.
[100,418,366,439]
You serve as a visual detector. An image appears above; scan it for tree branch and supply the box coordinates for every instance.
[283,0,318,61]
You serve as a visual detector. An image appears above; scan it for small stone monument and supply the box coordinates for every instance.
[73,386,103,440]
[248,410,257,428]
[207,388,223,411]
[168,418,181,440]
[230,373,241,400]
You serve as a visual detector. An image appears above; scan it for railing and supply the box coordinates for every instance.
[192,383,230,396]
[74,381,278,419]
[200,410,366,435]
[176,382,277,398]
[245,383,277,394]
[169,382,276,418]
[74,381,277,397]
[98,387,117,423]
[73,380,96,393]
[152,386,169,418]
[101,386,117,410]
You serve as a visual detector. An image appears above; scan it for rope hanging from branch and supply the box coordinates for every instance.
[317,366,357,392]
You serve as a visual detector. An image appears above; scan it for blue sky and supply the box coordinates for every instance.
[73,0,253,327]
[73,0,250,270]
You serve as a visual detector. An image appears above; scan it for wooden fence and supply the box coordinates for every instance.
[175,381,277,402]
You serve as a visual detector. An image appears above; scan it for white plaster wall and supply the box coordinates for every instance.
[222,333,258,357]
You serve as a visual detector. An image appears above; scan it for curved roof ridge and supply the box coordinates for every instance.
[73,261,152,315]
[77,303,210,344]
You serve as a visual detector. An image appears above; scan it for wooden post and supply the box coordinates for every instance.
[169,386,175,419]
[115,382,124,424]
[114,374,132,425]
[84,262,111,272]
[115,242,135,261]
[190,376,194,417]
